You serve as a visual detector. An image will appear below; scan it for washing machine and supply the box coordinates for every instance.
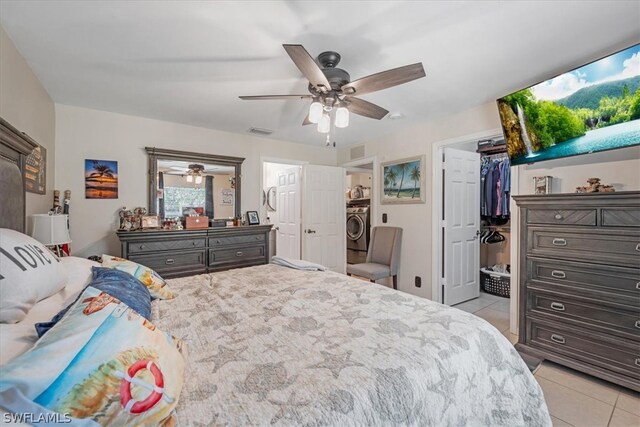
[346,205,370,264]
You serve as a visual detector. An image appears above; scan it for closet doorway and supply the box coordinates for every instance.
[431,132,515,339]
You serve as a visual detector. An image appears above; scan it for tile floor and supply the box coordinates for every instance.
[453,293,640,427]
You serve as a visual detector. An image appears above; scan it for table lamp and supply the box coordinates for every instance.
[30,214,71,257]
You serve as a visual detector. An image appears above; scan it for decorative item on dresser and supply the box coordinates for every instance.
[117,225,272,278]
[513,191,640,391]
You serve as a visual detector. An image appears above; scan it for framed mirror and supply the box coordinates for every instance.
[146,147,243,222]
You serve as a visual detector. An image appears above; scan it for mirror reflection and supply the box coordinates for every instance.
[157,160,236,220]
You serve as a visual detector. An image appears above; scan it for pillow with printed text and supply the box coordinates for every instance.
[0,228,67,323]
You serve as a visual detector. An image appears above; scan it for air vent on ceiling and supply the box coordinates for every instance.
[350,145,366,161]
[248,127,274,136]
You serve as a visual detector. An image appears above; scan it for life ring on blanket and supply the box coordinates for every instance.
[118,359,164,414]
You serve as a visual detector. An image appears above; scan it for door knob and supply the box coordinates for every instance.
[305,229,316,234]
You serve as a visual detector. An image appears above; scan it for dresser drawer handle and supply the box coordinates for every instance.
[636,243,640,252]
[138,244,145,250]
[554,214,563,220]
[216,239,221,244]
[552,238,567,246]
[550,334,566,344]
[236,251,243,257]
[165,258,174,265]
[637,282,640,290]
[550,302,565,312]
[636,358,640,367]
[192,241,197,246]
[635,320,640,329]
[551,270,566,279]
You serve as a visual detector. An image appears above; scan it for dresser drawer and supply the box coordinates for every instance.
[127,237,206,254]
[602,208,640,228]
[528,228,640,267]
[129,250,206,277]
[527,209,596,226]
[528,290,640,340]
[528,258,640,302]
[528,319,640,380]
[209,233,265,247]
[209,245,265,266]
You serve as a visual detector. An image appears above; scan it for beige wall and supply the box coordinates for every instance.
[54,104,337,257]
[0,26,55,220]
[338,102,502,299]
[515,145,640,195]
[339,101,640,300]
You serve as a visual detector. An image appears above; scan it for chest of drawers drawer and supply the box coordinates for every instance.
[527,209,596,226]
[129,250,206,278]
[209,234,265,247]
[528,227,640,267]
[209,245,265,266]
[527,319,640,381]
[127,237,206,254]
[528,258,640,303]
[601,208,640,228]
[527,290,640,340]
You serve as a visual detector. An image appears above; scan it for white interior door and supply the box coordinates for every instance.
[301,165,346,273]
[443,147,480,305]
[276,166,301,259]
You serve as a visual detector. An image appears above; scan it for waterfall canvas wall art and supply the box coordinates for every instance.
[85,159,118,199]
[497,43,640,166]
[381,155,425,204]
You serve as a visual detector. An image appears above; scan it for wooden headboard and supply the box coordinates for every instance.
[0,117,37,233]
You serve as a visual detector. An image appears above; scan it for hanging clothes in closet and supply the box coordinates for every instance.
[481,155,510,225]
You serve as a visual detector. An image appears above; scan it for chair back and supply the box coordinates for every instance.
[366,226,403,275]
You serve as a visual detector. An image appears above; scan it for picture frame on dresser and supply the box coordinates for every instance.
[246,211,260,225]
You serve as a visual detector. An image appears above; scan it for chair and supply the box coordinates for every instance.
[346,226,402,289]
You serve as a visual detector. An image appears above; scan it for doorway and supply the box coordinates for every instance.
[431,134,516,342]
[346,164,373,265]
[262,160,346,273]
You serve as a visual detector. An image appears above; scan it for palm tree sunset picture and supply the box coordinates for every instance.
[85,159,118,199]
[381,156,425,204]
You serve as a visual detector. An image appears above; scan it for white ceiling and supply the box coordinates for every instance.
[1,1,639,146]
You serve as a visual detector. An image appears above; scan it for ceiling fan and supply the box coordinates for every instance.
[240,44,425,139]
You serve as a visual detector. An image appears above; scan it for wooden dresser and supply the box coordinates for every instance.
[117,225,272,278]
[514,191,640,391]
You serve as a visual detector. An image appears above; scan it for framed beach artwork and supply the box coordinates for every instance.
[85,159,118,199]
[381,155,426,204]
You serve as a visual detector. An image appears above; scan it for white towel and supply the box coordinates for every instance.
[271,256,327,271]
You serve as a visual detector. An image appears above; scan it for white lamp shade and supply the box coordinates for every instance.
[195,175,203,185]
[308,101,323,124]
[317,113,331,133]
[335,107,349,128]
[31,214,71,245]
[186,174,193,182]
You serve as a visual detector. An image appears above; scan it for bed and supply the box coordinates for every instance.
[152,265,551,426]
[0,132,550,426]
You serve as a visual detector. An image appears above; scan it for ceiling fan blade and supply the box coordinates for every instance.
[283,44,332,93]
[345,97,389,120]
[239,95,313,100]
[341,63,425,96]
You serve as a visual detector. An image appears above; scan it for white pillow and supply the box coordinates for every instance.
[0,228,67,323]
[0,257,99,365]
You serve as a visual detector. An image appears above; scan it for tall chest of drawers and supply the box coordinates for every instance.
[514,192,640,391]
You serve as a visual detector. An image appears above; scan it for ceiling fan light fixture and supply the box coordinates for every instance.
[186,174,193,183]
[335,106,349,128]
[308,101,323,124]
[318,113,330,133]
[195,175,203,185]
